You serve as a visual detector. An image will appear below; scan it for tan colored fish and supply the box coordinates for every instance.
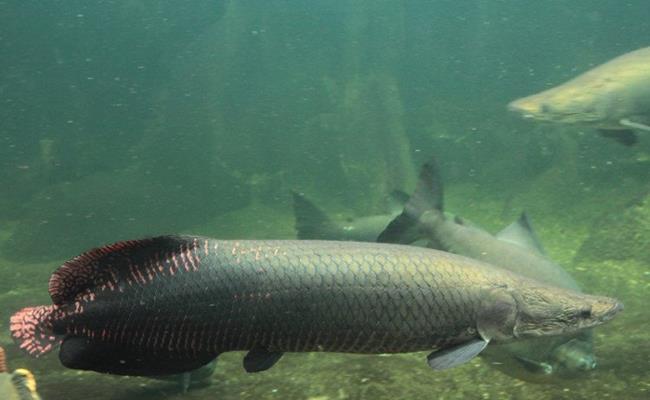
[508,47,650,145]
[0,347,41,400]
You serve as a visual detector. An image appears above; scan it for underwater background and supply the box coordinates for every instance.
[0,1,648,399]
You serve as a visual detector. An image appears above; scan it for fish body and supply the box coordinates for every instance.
[438,215,597,379]
[419,213,579,291]
[10,237,621,377]
[508,47,650,145]
[378,162,599,379]
[0,347,41,400]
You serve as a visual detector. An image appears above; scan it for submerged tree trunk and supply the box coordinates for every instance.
[150,0,415,213]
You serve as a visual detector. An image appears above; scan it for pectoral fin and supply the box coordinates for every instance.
[243,348,283,373]
[619,118,650,132]
[426,339,488,370]
[496,212,546,255]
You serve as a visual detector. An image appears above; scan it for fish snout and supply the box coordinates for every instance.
[507,97,542,119]
[590,297,624,324]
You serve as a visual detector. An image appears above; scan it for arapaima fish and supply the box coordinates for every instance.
[10,236,622,377]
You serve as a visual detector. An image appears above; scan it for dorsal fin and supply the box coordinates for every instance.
[404,160,443,218]
[49,235,201,305]
[377,159,443,244]
[496,212,545,255]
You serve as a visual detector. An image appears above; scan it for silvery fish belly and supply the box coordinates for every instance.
[10,236,622,377]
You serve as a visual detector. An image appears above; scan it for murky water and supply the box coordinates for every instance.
[1,1,648,399]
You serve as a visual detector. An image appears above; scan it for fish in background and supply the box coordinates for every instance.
[293,161,602,379]
[292,190,410,241]
[0,346,41,400]
[9,236,620,378]
[508,46,650,146]
[151,360,217,393]
[378,161,599,380]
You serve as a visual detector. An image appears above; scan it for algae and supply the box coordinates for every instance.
[575,192,650,264]
[0,2,648,399]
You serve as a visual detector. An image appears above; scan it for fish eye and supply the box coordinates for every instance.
[540,103,551,113]
[578,308,592,319]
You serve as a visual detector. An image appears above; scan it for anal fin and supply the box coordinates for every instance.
[60,337,218,376]
[243,348,283,373]
[427,339,488,370]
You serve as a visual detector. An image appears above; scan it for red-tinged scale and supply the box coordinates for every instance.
[9,235,622,377]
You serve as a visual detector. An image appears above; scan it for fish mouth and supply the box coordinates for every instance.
[593,299,624,324]
[507,100,542,119]
[507,100,525,113]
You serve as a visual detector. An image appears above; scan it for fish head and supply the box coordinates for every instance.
[510,284,622,339]
[508,335,597,379]
[482,335,596,382]
[508,87,604,125]
[549,335,597,373]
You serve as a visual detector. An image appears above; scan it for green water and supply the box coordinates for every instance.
[0,1,648,399]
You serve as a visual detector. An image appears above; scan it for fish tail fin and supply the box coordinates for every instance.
[10,306,62,357]
[404,160,444,217]
[291,191,337,239]
[378,159,445,244]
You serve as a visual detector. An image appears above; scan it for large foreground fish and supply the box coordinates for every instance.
[0,347,41,400]
[508,46,650,145]
[378,162,599,379]
[10,237,621,377]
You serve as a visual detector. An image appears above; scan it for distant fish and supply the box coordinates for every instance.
[508,47,650,145]
[0,347,41,400]
[378,162,599,379]
[292,190,409,242]
[152,360,217,392]
[10,237,620,377]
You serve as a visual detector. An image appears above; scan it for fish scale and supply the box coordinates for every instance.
[10,236,621,377]
[91,240,469,350]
